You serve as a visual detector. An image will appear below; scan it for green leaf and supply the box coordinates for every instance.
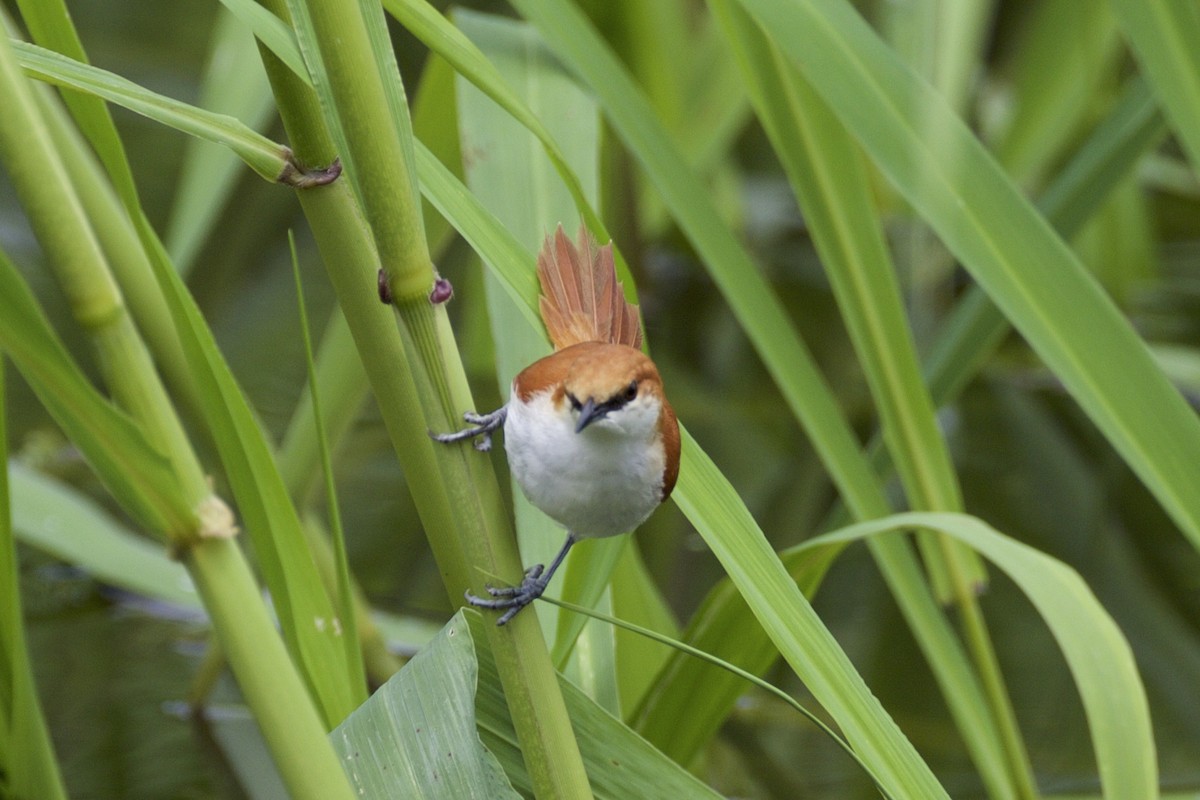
[291,233,367,699]
[13,40,292,182]
[990,2,1121,186]
[10,0,141,206]
[466,611,723,799]
[9,463,198,608]
[736,0,1200,558]
[388,0,610,254]
[414,141,542,329]
[331,612,519,799]
[799,512,1157,799]
[669,434,951,797]
[335,610,726,798]
[922,74,1167,408]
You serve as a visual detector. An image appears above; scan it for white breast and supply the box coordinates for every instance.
[504,387,666,539]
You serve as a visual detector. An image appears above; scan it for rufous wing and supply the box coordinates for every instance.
[536,224,643,351]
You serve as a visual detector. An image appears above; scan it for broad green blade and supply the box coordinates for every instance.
[14,40,291,182]
[9,464,198,608]
[465,611,723,799]
[799,512,1157,799]
[454,9,579,646]
[923,74,1166,408]
[335,610,724,798]
[331,612,519,799]
[736,0,1200,557]
[414,141,541,327]
[0,250,192,536]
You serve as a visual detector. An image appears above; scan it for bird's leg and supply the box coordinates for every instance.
[430,406,507,452]
[467,533,578,625]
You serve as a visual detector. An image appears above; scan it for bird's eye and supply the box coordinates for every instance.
[567,393,582,411]
[623,381,638,402]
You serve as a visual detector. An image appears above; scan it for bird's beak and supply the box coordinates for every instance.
[575,397,606,433]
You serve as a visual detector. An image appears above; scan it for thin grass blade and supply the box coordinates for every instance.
[14,40,292,182]
[0,363,70,800]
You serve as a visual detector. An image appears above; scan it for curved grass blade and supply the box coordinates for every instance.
[799,512,1156,799]
[216,0,308,82]
[387,0,614,263]
[9,0,140,206]
[166,9,279,276]
[712,0,982,598]
[672,434,952,797]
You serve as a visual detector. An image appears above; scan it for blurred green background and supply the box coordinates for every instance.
[5,0,1200,797]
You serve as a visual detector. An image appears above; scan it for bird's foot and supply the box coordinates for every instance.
[466,564,548,625]
[430,407,507,452]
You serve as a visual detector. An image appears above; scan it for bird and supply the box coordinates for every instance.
[433,224,680,625]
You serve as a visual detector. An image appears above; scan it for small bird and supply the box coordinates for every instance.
[434,224,680,625]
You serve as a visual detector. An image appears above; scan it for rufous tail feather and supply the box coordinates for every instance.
[536,224,643,351]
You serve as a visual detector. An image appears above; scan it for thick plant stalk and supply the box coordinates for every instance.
[0,31,354,800]
[258,0,593,794]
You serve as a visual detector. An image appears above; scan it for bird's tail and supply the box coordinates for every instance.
[536,224,643,351]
